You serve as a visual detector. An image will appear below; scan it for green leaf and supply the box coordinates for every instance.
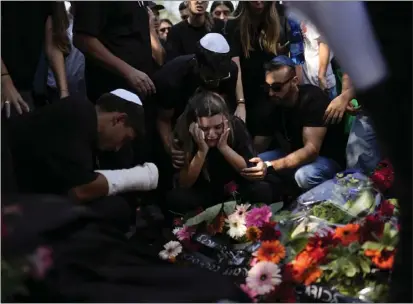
[288,235,309,256]
[269,202,284,215]
[362,241,385,251]
[223,200,237,215]
[359,257,371,274]
[343,261,358,277]
[185,203,222,226]
[272,210,292,222]
[348,242,361,254]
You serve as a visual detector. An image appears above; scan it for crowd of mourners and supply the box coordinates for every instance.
[1,1,411,302]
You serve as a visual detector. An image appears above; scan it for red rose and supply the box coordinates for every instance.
[224,181,238,195]
[360,214,384,243]
[379,200,395,217]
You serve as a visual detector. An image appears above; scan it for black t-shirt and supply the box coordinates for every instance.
[225,19,277,105]
[73,1,153,102]
[1,1,52,91]
[165,19,226,62]
[7,98,99,195]
[181,116,256,191]
[154,54,238,123]
[276,85,346,167]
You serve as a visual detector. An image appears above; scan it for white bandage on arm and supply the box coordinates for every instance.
[96,163,159,196]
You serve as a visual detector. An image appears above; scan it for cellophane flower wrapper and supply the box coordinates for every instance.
[290,171,382,227]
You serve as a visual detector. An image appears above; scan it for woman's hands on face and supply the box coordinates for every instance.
[190,122,209,153]
[217,119,230,150]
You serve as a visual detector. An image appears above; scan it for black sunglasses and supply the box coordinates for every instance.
[262,76,295,93]
[159,27,171,33]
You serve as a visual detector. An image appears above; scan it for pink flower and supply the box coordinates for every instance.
[245,206,272,228]
[240,283,258,302]
[246,261,282,295]
[174,226,195,241]
[250,257,259,267]
[30,246,53,279]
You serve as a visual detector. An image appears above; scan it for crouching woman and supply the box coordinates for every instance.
[166,89,273,214]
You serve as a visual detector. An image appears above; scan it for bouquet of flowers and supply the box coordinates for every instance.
[239,198,399,303]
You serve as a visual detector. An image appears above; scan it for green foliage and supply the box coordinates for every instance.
[309,201,353,224]
[269,202,284,215]
[185,201,236,226]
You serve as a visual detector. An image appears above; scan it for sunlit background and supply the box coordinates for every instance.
[65,1,239,25]
[161,1,239,23]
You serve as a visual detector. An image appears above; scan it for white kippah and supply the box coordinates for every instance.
[199,33,230,54]
[110,89,142,106]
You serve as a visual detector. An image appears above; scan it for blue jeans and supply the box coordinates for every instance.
[326,86,338,101]
[346,114,381,174]
[259,149,341,190]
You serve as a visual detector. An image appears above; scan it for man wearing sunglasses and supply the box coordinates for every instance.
[241,55,346,190]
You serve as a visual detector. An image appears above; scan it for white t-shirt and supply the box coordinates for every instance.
[301,21,336,89]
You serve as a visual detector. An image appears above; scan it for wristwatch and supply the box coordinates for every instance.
[264,161,273,168]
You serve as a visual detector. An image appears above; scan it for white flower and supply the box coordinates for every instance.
[225,214,247,239]
[158,241,183,260]
[172,227,182,236]
[232,203,251,219]
[246,261,282,295]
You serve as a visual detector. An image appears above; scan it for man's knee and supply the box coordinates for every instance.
[294,159,339,190]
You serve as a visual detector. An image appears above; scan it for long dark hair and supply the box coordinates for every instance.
[51,1,71,56]
[210,1,235,14]
[234,1,281,58]
[174,89,234,158]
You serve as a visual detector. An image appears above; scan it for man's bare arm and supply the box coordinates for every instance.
[45,16,69,98]
[156,108,175,152]
[270,126,327,170]
[150,28,165,66]
[70,174,109,202]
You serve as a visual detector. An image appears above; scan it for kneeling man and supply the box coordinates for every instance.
[7,90,158,229]
[242,56,346,190]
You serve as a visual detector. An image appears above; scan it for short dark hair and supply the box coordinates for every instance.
[210,1,235,13]
[264,61,296,77]
[96,93,145,138]
[160,18,173,27]
[179,1,187,10]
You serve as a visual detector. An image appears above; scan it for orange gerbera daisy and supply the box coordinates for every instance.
[334,224,360,246]
[206,213,225,235]
[255,240,286,264]
[365,249,395,270]
[246,226,262,242]
[290,251,323,285]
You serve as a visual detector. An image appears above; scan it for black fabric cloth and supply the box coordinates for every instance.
[73,1,154,102]
[225,19,278,136]
[1,1,52,91]
[275,85,347,167]
[165,19,225,62]
[154,54,238,123]
[2,194,249,303]
[7,97,98,195]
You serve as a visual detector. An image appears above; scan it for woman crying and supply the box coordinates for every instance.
[166,89,274,214]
